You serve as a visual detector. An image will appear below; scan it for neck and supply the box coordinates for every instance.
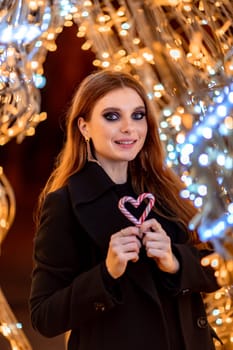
[109,171,127,184]
[98,161,128,184]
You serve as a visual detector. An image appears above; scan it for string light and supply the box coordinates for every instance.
[1,1,233,349]
[0,288,32,350]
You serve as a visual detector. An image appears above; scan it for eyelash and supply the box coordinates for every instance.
[103,111,146,121]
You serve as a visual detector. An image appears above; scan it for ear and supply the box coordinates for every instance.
[78,117,89,139]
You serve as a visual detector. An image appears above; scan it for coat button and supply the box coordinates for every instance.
[197,316,208,328]
[181,288,190,295]
[94,302,106,312]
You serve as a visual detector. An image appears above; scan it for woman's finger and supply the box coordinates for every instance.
[139,218,162,235]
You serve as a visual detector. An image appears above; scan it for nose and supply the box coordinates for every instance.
[120,116,134,133]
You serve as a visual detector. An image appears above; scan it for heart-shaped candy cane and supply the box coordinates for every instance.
[118,193,155,227]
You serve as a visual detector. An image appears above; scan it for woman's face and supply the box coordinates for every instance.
[78,87,148,176]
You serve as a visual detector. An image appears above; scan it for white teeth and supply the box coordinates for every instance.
[117,141,134,144]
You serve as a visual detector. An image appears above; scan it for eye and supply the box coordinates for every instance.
[132,111,146,120]
[103,111,120,121]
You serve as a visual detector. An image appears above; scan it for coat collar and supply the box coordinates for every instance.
[68,162,115,205]
[67,162,160,304]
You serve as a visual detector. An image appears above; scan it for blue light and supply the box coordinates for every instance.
[216,154,225,166]
[202,127,212,139]
[181,143,194,155]
[198,213,233,241]
[227,214,233,224]
[160,121,168,128]
[33,74,46,89]
[228,203,233,214]
[180,189,190,198]
[194,197,203,208]
[219,123,228,135]
[228,91,233,103]
[121,22,130,30]
[35,40,42,48]
[213,220,226,236]
[198,153,209,166]
[180,154,190,165]
[197,185,207,196]
[216,105,227,117]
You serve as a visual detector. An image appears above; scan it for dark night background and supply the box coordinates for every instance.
[0,25,95,350]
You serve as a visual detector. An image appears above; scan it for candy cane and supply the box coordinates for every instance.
[118,193,155,226]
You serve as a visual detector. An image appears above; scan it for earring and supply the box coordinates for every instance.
[84,137,101,165]
[84,136,91,161]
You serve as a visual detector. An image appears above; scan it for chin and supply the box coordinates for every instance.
[121,156,137,162]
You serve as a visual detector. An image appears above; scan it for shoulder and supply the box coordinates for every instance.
[41,186,73,224]
[45,186,70,206]
[46,186,69,202]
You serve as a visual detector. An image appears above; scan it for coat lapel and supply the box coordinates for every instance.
[68,162,128,252]
[67,162,160,303]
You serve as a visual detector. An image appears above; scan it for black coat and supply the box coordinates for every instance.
[30,162,220,350]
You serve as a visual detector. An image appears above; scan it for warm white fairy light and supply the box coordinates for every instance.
[0,288,32,350]
[201,253,233,349]
[1,1,233,349]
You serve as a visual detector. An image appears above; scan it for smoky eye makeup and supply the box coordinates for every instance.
[102,108,120,121]
[132,109,146,120]
[102,106,146,121]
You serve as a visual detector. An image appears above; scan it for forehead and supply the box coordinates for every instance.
[93,87,145,109]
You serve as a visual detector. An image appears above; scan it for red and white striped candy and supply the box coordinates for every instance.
[118,193,155,227]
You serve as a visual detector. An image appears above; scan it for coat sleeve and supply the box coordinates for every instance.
[154,243,220,296]
[29,189,121,338]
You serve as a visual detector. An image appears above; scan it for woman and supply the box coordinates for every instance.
[30,70,220,350]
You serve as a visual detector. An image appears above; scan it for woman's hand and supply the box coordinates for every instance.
[140,218,180,274]
[106,226,141,279]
